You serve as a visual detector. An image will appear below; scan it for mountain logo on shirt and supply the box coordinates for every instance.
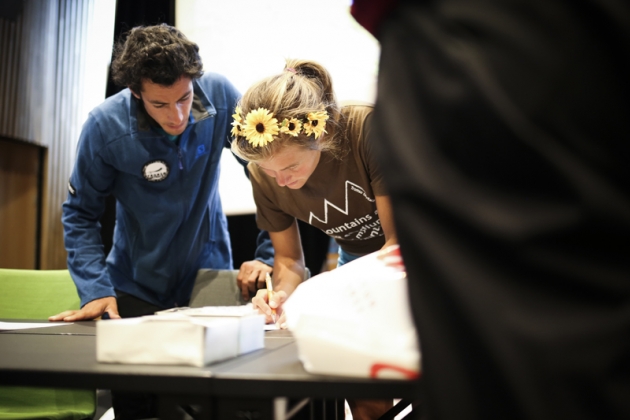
[142,160,170,182]
[309,181,375,225]
[309,181,382,242]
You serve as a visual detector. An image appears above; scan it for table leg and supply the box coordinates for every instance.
[157,395,212,420]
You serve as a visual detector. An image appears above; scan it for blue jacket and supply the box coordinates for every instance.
[63,73,273,308]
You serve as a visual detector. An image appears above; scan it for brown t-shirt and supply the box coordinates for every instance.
[248,105,388,255]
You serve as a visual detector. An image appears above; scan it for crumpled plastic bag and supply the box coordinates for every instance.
[283,246,421,379]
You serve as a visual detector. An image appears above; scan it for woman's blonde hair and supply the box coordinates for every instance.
[231,59,346,162]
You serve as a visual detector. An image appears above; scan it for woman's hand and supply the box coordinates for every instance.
[251,288,289,328]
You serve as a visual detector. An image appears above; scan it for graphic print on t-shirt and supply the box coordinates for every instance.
[308,180,382,241]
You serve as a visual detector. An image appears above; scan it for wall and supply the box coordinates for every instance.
[176,0,381,217]
[0,0,115,269]
[175,0,380,274]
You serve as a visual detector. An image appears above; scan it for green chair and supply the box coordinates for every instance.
[0,268,96,420]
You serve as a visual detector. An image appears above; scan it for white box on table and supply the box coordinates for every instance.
[155,304,265,355]
[96,315,240,367]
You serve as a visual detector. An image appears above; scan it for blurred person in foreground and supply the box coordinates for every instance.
[352,1,630,419]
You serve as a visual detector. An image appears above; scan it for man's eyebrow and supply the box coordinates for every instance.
[177,90,193,102]
[148,90,192,105]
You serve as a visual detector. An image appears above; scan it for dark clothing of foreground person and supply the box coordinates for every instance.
[353,1,630,419]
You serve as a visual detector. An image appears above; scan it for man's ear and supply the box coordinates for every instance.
[130,89,141,100]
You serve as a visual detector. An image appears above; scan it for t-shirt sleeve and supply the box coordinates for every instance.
[356,108,389,196]
[248,162,295,232]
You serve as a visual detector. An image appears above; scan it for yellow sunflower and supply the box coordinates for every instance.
[303,110,329,139]
[230,121,243,138]
[230,106,244,137]
[232,106,243,123]
[243,108,279,147]
[279,118,302,137]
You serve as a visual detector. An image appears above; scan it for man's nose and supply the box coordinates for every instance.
[170,104,185,123]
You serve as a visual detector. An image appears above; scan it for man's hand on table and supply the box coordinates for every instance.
[48,296,120,322]
[237,260,273,301]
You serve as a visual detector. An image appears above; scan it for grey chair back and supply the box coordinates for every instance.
[189,268,312,308]
[189,270,245,307]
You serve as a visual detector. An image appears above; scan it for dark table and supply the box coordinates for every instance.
[0,320,420,419]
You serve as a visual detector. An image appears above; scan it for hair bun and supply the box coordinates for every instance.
[297,66,318,79]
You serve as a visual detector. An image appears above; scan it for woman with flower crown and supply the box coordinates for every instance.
[230,59,397,420]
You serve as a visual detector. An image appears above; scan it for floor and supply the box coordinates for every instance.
[94,395,413,419]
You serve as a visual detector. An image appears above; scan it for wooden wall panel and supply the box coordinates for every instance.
[0,140,39,268]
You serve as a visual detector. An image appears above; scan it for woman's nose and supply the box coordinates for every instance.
[276,172,289,187]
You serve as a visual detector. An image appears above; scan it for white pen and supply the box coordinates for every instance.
[265,273,277,323]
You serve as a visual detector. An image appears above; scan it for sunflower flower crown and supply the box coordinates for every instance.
[231,106,329,147]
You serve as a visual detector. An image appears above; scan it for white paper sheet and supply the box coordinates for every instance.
[0,321,72,330]
[156,304,258,317]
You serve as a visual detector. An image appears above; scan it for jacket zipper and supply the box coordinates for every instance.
[175,143,184,298]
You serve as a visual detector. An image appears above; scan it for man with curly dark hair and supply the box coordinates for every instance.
[49,24,274,419]
[110,24,204,95]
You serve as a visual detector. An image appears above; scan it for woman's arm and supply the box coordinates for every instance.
[270,220,305,297]
[376,194,398,249]
[251,220,305,324]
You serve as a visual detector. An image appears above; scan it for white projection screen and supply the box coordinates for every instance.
[176,0,380,215]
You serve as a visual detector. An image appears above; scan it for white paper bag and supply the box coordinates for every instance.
[283,247,421,379]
